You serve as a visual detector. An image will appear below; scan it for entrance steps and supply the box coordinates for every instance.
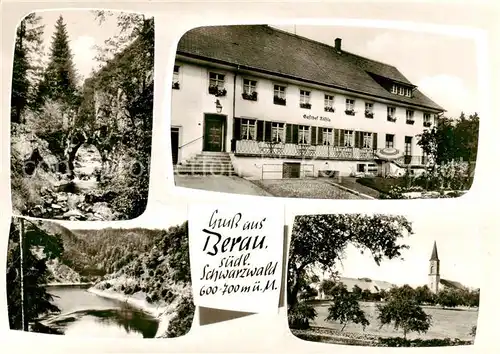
[174,152,237,176]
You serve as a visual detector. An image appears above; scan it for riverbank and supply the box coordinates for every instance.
[87,287,180,338]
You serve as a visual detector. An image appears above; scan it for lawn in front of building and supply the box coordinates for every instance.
[251,178,366,199]
[174,175,273,197]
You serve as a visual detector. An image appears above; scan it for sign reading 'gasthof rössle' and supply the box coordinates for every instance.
[188,204,284,313]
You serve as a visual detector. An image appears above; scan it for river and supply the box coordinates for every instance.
[44,285,159,338]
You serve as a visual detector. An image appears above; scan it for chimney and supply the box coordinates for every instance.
[335,38,342,52]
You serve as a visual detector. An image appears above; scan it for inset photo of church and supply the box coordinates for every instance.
[170,24,479,200]
[286,211,480,347]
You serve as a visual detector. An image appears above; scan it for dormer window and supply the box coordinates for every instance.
[391,83,413,98]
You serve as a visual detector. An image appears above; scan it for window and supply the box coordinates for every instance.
[271,122,285,143]
[300,90,311,109]
[240,119,256,140]
[406,110,414,124]
[298,125,310,144]
[322,128,333,145]
[243,79,257,94]
[172,65,180,89]
[391,83,413,97]
[242,79,258,101]
[365,102,374,118]
[363,132,373,149]
[387,106,396,117]
[209,72,226,96]
[346,99,355,111]
[324,94,334,112]
[273,84,286,105]
[385,134,395,148]
[424,113,432,127]
[404,136,412,156]
[209,72,225,89]
[344,130,354,147]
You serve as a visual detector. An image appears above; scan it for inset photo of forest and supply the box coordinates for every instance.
[10,10,154,221]
[6,216,193,338]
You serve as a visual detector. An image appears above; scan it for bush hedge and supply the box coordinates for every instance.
[378,337,472,347]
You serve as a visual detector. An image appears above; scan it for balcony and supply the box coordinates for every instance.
[233,140,375,160]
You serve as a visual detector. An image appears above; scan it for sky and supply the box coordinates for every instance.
[272,25,479,118]
[310,208,482,290]
[33,10,125,84]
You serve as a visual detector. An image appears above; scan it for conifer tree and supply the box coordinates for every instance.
[6,219,63,333]
[37,15,78,105]
[11,13,44,123]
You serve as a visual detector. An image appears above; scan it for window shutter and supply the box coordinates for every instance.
[355,131,362,148]
[292,125,299,144]
[286,124,292,143]
[339,129,345,147]
[373,133,378,150]
[233,118,241,140]
[333,128,338,146]
[257,120,264,141]
[318,127,323,144]
[264,122,272,142]
[311,126,317,145]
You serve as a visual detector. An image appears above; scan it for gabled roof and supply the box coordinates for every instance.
[430,241,439,261]
[176,25,444,111]
[339,277,395,293]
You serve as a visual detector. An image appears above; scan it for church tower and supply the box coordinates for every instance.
[428,241,440,293]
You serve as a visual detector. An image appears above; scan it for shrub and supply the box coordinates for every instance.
[166,295,195,337]
[288,301,317,330]
[378,337,472,347]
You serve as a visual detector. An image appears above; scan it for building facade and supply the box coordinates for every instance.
[428,241,441,294]
[171,25,444,179]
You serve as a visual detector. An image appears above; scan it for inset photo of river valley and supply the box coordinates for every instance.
[6,215,194,338]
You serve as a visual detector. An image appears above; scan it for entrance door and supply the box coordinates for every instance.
[171,127,179,164]
[203,114,226,152]
[283,162,301,178]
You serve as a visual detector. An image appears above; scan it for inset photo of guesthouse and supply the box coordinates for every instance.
[10,10,154,220]
[170,24,479,199]
[286,211,480,347]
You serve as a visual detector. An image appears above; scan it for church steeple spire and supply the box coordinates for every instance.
[428,241,440,293]
[430,241,439,261]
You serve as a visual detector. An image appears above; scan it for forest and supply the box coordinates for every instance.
[6,218,194,337]
[10,11,154,221]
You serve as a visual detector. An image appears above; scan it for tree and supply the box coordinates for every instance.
[417,112,479,175]
[319,279,336,297]
[414,285,435,305]
[37,15,79,106]
[6,218,64,333]
[326,283,370,331]
[352,285,362,299]
[361,289,372,302]
[436,288,462,308]
[288,214,412,310]
[377,286,432,339]
[11,13,44,123]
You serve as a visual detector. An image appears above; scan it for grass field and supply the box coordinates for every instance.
[251,179,366,199]
[310,301,478,341]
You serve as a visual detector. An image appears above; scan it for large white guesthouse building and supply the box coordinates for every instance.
[170,25,444,179]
